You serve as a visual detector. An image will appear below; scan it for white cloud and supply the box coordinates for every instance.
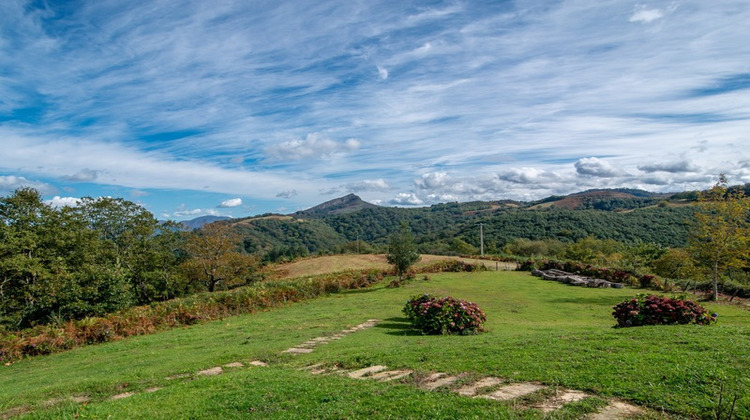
[377,65,389,80]
[265,134,361,161]
[218,197,243,208]
[638,160,699,173]
[574,158,628,178]
[629,6,664,24]
[276,189,298,199]
[345,178,391,192]
[62,168,101,182]
[0,175,55,194]
[390,193,424,206]
[173,207,221,218]
[46,196,81,208]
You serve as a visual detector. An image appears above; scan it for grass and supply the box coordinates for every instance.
[273,254,514,279]
[1,270,748,418]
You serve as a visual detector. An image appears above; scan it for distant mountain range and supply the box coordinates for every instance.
[179,215,231,230]
[182,185,749,259]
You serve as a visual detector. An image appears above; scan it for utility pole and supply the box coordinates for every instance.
[477,223,484,256]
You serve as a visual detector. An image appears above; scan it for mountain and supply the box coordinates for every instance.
[528,189,670,211]
[180,215,232,230]
[223,187,707,261]
[294,193,378,218]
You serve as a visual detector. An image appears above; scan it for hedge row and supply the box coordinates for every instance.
[0,269,384,363]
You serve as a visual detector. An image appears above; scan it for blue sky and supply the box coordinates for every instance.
[1,0,749,220]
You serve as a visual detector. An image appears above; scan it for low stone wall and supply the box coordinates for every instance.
[531,268,624,289]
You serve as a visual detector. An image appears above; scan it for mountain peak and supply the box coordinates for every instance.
[294,194,377,217]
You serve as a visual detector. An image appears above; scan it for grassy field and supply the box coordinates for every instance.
[1,270,748,418]
[273,254,516,279]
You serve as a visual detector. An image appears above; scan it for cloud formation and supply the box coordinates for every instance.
[0,1,748,217]
[265,134,360,162]
[575,158,628,178]
[218,198,243,208]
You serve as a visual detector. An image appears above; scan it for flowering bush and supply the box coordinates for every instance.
[403,294,486,335]
[612,294,717,328]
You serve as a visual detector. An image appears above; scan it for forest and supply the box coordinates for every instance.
[2,184,748,332]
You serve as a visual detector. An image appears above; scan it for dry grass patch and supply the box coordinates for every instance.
[272,254,513,279]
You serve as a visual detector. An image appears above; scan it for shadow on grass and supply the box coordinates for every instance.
[376,317,422,336]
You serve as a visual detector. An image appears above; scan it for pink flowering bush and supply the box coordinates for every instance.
[612,294,717,328]
[403,294,486,335]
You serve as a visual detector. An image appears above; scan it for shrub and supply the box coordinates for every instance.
[612,294,717,328]
[403,294,486,335]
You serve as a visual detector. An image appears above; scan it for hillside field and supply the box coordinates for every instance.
[1,268,748,418]
[271,254,516,279]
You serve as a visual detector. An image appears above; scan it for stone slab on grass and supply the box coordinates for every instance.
[455,377,504,396]
[110,392,135,400]
[535,390,589,412]
[481,382,545,401]
[587,400,642,419]
[224,362,244,368]
[422,373,462,390]
[369,370,413,381]
[197,366,223,376]
[348,365,388,379]
[282,347,314,354]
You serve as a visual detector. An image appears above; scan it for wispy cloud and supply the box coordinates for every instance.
[0,0,748,216]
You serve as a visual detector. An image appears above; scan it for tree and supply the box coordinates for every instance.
[386,221,420,281]
[183,222,258,292]
[688,176,750,300]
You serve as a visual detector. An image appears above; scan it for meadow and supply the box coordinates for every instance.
[1,269,748,419]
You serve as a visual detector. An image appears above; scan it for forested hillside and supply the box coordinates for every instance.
[227,190,697,258]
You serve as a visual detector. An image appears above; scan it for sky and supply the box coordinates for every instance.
[1,0,749,220]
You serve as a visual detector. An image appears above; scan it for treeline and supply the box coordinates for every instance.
[0,189,257,330]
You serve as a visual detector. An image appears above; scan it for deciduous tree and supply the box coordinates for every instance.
[688,176,750,300]
[386,221,420,281]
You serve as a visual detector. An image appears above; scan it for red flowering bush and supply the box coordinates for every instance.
[612,294,717,328]
[403,294,486,335]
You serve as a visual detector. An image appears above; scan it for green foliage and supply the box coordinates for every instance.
[0,269,386,363]
[403,293,487,335]
[688,177,750,300]
[0,189,188,329]
[612,294,716,327]
[182,223,259,292]
[652,248,700,280]
[386,222,420,281]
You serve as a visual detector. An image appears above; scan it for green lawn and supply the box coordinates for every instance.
[2,271,748,418]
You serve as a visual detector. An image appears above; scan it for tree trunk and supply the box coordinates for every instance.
[712,260,719,301]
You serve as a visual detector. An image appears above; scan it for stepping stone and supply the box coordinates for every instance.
[455,377,504,396]
[370,369,413,381]
[299,363,324,371]
[348,365,388,379]
[249,360,269,367]
[145,387,162,393]
[535,390,589,412]
[197,366,223,376]
[165,373,191,380]
[224,362,244,368]
[481,382,545,401]
[70,395,90,403]
[422,373,462,390]
[587,400,642,419]
[311,337,331,342]
[282,347,314,354]
[110,392,135,400]
[43,397,66,407]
